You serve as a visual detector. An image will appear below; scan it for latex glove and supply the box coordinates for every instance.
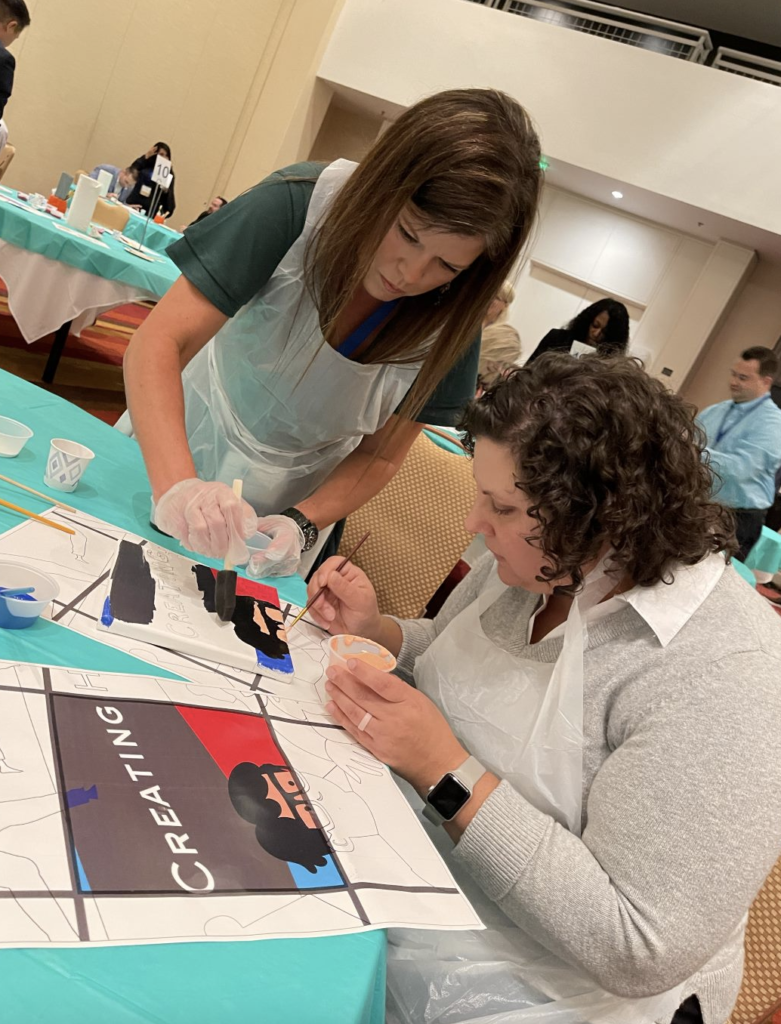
[246,515,305,579]
[153,479,257,563]
[305,557,382,640]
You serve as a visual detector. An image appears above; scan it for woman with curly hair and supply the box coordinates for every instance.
[308,354,781,1024]
[526,296,630,363]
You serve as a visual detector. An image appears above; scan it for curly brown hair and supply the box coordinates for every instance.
[461,353,737,593]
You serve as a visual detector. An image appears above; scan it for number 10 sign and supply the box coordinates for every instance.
[151,155,173,191]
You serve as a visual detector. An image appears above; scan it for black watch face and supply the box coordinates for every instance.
[428,773,470,820]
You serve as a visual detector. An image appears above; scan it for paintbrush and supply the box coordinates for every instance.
[215,479,243,623]
[0,473,77,513]
[0,497,76,535]
[287,530,370,632]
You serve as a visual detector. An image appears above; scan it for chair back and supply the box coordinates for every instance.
[92,198,130,232]
[0,143,15,181]
[338,432,474,619]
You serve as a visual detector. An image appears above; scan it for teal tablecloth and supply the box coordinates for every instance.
[0,369,386,1024]
[0,188,179,297]
[745,525,781,575]
[123,208,183,255]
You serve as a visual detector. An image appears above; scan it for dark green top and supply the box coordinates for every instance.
[167,162,479,427]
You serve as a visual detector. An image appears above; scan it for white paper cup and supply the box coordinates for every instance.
[326,634,396,673]
[0,415,33,457]
[44,438,95,492]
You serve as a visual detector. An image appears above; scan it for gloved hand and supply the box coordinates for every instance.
[246,514,305,579]
[153,479,257,564]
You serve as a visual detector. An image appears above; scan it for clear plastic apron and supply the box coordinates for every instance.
[388,561,685,1024]
[118,159,420,517]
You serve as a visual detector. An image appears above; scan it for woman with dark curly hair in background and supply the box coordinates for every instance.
[526,296,630,363]
[308,353,781,1024]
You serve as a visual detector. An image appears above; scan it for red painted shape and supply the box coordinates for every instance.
[206,568,281,603]
[176,705,285,777]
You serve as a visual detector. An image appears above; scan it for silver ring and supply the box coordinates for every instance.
[357,711,372,732]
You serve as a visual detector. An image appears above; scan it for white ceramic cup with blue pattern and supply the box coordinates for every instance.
[44,438,95,492]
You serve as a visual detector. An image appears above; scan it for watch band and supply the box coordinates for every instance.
[279,507,319,553]
[422,755,486,826]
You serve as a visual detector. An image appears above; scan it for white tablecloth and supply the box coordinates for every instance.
[0,239,158,341]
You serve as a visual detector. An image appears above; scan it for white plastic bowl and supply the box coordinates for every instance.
[0,562,59,629]
[0,415,33,457]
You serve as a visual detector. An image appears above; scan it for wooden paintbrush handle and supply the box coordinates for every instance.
[0,497,76,535]
[224,478,244,572]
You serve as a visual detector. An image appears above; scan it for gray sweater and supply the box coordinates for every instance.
[396,554,781,1024]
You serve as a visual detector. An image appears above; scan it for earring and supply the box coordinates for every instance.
[435,282,451,306]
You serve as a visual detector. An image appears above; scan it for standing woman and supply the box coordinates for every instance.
[121,90,542,576]
[125,141,176,219]
[526,297,629,364]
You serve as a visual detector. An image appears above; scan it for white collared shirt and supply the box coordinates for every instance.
[528,554,726,648]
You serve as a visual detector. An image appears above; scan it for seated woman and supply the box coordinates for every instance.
[526,297,629,363]
[309,354,781,1024]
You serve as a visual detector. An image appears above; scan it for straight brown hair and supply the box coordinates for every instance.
[306,89,542,419]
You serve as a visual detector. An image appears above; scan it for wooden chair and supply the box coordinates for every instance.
[92,198,130,232]
[728,853,781,1023]
[0,143,15,182]
[338,431,474,619]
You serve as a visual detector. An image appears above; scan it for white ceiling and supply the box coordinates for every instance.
[326,83,781,263]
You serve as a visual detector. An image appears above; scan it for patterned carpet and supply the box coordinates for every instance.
[0,280,149,424]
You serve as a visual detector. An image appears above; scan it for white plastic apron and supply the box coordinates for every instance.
[179,159,420,516]
[387,561,685,1024]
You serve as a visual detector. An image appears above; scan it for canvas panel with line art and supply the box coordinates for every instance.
[97,539,295,680]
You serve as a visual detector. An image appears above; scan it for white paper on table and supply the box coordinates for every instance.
[0,506,482,950]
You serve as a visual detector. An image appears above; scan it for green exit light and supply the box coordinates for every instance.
[539,157,549,171]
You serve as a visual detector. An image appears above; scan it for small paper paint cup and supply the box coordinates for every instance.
[0,415,33,457]
[0,562,59,629]
[326,634,396,673]
[44,438,95,492]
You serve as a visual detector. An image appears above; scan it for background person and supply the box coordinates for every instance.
[698,346,781,561]
[476,321,521,395]
[525,297,630,363]
[120,89,543,578]
[183,194,227,231]
[89,163,138,203]
[125,141,176,218]
[0,0,30,149]
[482,279,515,328]
[310,354,781,1024]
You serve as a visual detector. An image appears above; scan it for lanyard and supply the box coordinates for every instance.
[715,394,771,444]
[337,300,398,359]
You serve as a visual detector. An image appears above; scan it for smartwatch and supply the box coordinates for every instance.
[422,755,486,826]
[279,507,319,552]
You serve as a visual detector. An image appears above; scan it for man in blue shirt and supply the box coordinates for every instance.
[699,346,781,561]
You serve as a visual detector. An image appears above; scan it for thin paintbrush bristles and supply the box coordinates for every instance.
[287,531,370,632]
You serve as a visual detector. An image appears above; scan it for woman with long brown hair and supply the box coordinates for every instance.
[120,89,542,575]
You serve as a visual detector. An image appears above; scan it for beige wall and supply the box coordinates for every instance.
[309,103,382,163]
[5,0,344,226]
[681,259,781,411]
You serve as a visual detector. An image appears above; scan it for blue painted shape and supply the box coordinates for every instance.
[100,595,115,626]
[255,648,294,675]
[73,849,91,892]
[66,785,98,808]
[288,853,344,890]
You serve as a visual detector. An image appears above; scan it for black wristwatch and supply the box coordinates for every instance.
[279,507,319,552]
